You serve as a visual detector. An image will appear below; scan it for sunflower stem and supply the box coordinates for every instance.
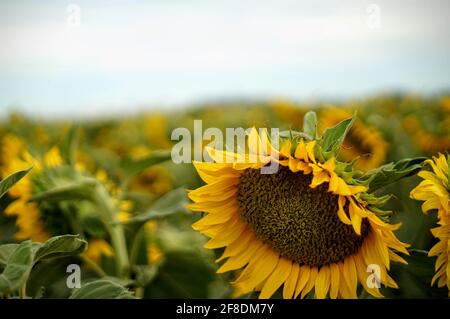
[80,255,108,278]
[130,226,145,266]
[93,182,130,279]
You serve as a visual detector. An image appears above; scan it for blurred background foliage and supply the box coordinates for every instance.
[0,94,449,298]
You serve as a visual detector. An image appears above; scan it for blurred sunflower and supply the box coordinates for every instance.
[0,134,53,242]
[1,134,133,243]
[188,127,408,299]
[319,108,388,171]
[410,153,450,295]
[130,165,173,197]
[84,238,115,264]
[403,104,450,154]
[271,99,306,129]
[145,221,164,264]
[144,113,172,149]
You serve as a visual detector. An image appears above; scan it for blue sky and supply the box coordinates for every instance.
[0,0,449,117]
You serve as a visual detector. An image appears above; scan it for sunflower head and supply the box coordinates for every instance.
[410,153,450,294]
[1,134,135,242]
[188,111,409,299]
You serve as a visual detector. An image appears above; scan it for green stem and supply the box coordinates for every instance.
[135,287,145,299]
[108,222,130,278]
[80,255,108,278]
[130,226,145,266]
[93,183,130,279]
[19,284,26,299]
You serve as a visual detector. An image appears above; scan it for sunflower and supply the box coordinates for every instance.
[319,108,388,171]
[187,123,408,299]
[1,134,133,241]
[1,134,51,242]
[410,153,450,294]
[271,99,306,129]
[144,113,173,149]
[84,239,115,264]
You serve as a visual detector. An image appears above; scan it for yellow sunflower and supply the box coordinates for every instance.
[84,239,115,264]
[187,126,408,299]
[319,108,388,171]
[271,99,306,129]
[410,153,450,294]
[1,134,132,241]
[0,134,54,242]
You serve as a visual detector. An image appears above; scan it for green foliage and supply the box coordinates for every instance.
[0,167,32,199]
[122,187,188,224]
[302,111,318,140]
[69,279,134,299]
[120,151,172,180]
[319,113,355,156]
[361,157,426,192]
[0,235,87,297]
[0,240,34,294]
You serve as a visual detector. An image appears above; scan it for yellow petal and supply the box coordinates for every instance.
[315,266,331,299]
[259,258,292,299]
[301,266,318,298]
[283,263,300,299]
[329,263,340,299]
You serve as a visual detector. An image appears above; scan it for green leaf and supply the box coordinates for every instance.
[121,187,187,224]
[30,180,96,203]
[60,126,80,167]
[120,151,171,179]
[361,157,426,192]
[278,130,312,140]
[303,111,318,139]
[81,216,107,237]
[146,250,216,298]
[0,244,19,266]
[0,240,34,294]
[319,114,355,154]
[133,265,158,287]
[387,249,447,298]
[34,235,87,264]
[69,279,135,299]
[0,167,32,199]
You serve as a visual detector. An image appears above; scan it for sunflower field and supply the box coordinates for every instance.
[0,94,449,299]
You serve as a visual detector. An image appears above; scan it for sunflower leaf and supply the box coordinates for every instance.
[120,187,188,224]
[34,235,87,264]
[133,265,159,287]
[120,151,171,180]
[0,167,32,199]
[0,244,19,266]
[319,113,355,155]
[279,130,312,141]
[0,240,34,295]
[303,111,318,139]
[60,126,80,167]
[361,157,426,192]
[30,179,97,203]
[69,279,135,299]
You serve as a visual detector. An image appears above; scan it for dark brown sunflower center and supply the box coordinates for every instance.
[237,166,369,267]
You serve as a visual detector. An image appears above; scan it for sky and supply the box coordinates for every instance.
[0,0,449,118]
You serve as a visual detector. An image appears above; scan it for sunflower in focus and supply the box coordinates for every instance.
[410,153,450,295]
[319,108,388,171]
[188,116,409,299]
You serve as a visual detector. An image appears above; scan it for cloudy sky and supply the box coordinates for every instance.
[0,0,449,117]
